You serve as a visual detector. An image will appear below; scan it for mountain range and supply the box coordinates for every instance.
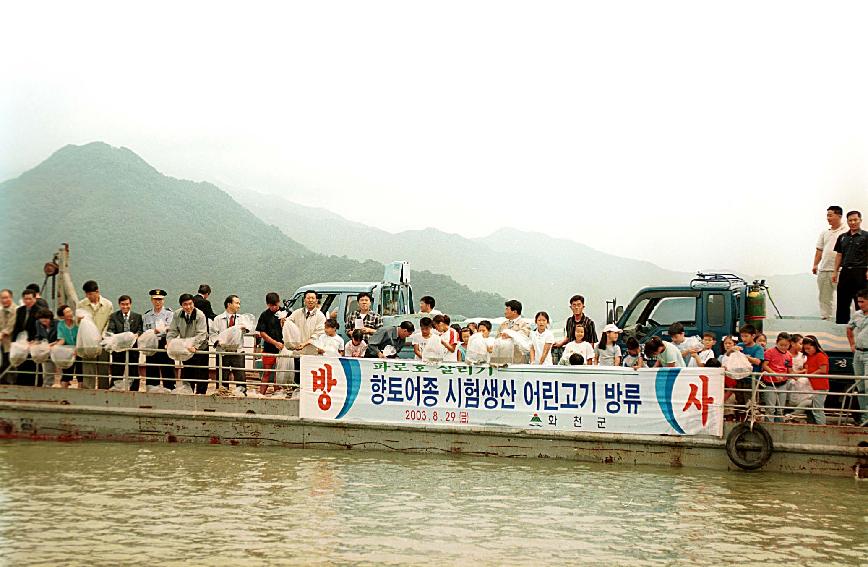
[0,143,505,318]
[228,188,820,323]
[0,142,818,327]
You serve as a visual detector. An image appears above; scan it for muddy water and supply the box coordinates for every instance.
[0,441,865,565]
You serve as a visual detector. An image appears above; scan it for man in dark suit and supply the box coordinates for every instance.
[107,295,144,391]
[12,289,39,386]
[25,283,50,312]
[193,284,217,325]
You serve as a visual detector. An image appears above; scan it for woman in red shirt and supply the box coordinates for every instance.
[802,335,830,425]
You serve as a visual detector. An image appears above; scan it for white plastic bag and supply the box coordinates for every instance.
[422,335,447,364]
[9,333,30,367]
[172,382,194,395]
[501,329,531,355]
[76,315,103,359]
[465,334,490,364]
[50,345,76,370]
[137,329,159,356]
[275,348,294,384]
[787,376,813,408]
[216,326,244,349]
[167,338,195,362]
[680,336,703,356]
[109,378,130,391]
[236,313,256,331]
[30,341,52,364]
[282,319,302,350]
[490,338,515,365]
[101,331,137,353]
[724,350,753,380]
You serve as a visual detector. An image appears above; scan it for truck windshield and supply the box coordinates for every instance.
[623,295,698,329]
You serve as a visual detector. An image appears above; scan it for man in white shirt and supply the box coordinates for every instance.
[290,290,326,353]
[76,280,114,389]
[213,294,248,392]
[419,296,442,316]
[813,205,848,320]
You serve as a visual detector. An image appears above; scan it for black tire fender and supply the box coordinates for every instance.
[725,422,774,471]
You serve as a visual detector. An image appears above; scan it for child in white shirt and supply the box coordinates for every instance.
[687,332,716,367]
[316,319,345,356]
[344,329,367,358]
[529,312,555,365]
[560,326,594,365]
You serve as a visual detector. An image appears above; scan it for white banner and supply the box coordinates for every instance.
[300,357,724,437]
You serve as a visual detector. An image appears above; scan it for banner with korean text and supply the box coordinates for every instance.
[299,357,724,437]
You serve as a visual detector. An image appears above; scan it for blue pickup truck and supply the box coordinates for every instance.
[611,272,854,375]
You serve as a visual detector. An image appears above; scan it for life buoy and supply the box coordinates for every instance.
[725,422,774,471]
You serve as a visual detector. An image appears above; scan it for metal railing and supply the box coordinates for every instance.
[2,353,866,426]
[722,370,867,426]
[0,346,305,395]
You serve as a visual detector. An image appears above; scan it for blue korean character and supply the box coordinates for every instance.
[541,380,559,411]
[404,376,421,406]
[463,378,480,409]
[421,376,439,407]
[524,380,541,411]
[579,382,597,412]
[445,378,461,406]
[371,374,386,405]
[560,383,579,409]
[499,379,516,409]
[387,376,404,402]
[624,383,641,414]
[481,378,499,409]
[605,383,623,414]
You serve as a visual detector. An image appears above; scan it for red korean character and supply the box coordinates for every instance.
[311,364,337,411]
[682,375,715,426]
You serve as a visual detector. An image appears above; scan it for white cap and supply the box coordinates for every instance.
[601,323,622,334]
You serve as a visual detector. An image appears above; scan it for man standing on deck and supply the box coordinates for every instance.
[289,290,327,384]
[847,289,868,426]
[345,292,382,338]
[813,206,848,320]
[11,289,38,386]
[419,296,442,316]
[832,211,868,324]
[167,294,209,395]
[24,283,49,312]
[106,295,143,391]
[193,284,217,331]
[555,295,598,349]
[0,289,17,382]
[213,294,248,393]
[77,280,113,389]
[143,289,175,390]
[498,299,531,363]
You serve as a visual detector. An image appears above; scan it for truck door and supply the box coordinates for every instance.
[701,290,732,354]
[620,291,700,342]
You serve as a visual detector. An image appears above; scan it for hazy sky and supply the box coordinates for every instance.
[2,1,866,276]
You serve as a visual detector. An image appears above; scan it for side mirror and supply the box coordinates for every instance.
[615,306,624,322]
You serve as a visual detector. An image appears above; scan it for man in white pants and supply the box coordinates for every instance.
[813,205,847,320]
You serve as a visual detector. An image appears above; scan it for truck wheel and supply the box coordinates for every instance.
[725,423,773,471]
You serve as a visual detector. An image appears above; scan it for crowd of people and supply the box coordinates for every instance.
[0,206,865,424]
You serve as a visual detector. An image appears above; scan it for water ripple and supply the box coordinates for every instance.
[0,441,865,566]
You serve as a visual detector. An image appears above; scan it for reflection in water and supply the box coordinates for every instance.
[0,441,865,565]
